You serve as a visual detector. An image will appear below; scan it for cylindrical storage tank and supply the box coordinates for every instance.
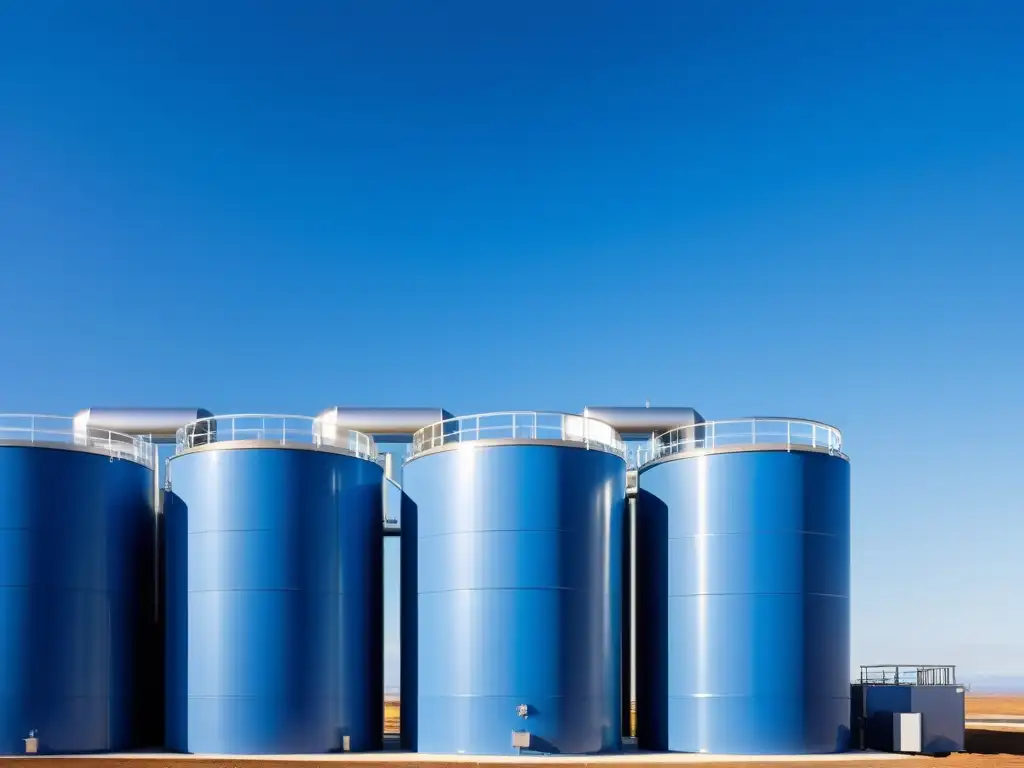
[0,415,157,755]
[636,417,850,755]
[164,414,383,754]
[403,412,627,755]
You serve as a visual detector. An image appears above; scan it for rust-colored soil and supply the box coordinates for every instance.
[966,694,1024,717]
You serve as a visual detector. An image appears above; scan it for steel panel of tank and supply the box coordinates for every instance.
[636,449,851,755]
[403,444,626,755]
[0,446,156,755]
[164,447,383,754]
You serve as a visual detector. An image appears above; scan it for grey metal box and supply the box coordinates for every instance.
[511,731,531,748]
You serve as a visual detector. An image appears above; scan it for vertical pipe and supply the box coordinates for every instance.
[381,453,389,525]
[621,493,635,737]
[153,454,160,621]
[860,682,867,750]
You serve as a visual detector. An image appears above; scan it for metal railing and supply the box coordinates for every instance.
[0,413,156,468]
[858,665,957,686]
[640,417,843,465]
[409,411,626,460]
[175,414,378,461]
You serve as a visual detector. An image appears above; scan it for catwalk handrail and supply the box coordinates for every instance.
[858,665,957,686]
[0,413,157,468]
[409,411,626,459]
[176,413,378,460]
[640,417,843,465]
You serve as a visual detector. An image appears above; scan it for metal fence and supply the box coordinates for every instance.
[639,417,843,465]
[409,411,625,459]
[0,413,156,468]
[858,665,957,686]
[175,413,378,461]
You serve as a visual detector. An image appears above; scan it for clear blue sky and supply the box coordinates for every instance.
[2,1,1023,690]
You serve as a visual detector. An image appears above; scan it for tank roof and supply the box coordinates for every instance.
[407,411,625,462]
[0,413,156,468]
[639,416,845,467]
[174,413,379,462]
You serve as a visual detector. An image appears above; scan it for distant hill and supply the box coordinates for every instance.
[967,675,1024,694]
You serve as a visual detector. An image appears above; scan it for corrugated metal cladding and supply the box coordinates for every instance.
[403,444,626,755]
[636,449,851,755]
[164,446,383,754]
[0,446,157,755]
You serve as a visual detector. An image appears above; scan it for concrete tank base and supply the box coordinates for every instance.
[22,743,912,764]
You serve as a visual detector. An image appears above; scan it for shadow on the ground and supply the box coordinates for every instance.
[966,728,1024,755]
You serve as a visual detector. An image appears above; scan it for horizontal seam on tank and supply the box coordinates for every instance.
[0,585,142,593]
[417,593,606,598]
[186,593,354,598]
[667,694,852,700]
[0,694,125,698]
[416,528,577,540]
[668,591,849,598]
[668,530,845,539]
[417,694,572,700]
[183,695,341,701]
[186,528,293,534]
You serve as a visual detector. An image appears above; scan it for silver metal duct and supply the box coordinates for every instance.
[314,407,452,444]
[581,406,704,439]
[73,407,214,444]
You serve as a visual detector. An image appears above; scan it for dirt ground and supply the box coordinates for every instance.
[1,735,1022,768]
[965,694,1024,717]
[384,701,400,735]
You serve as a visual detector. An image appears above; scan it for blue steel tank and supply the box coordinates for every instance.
[402,412,626,755]
[164,414,384,754]
[0,415,156,755]
[635,418,851,755]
